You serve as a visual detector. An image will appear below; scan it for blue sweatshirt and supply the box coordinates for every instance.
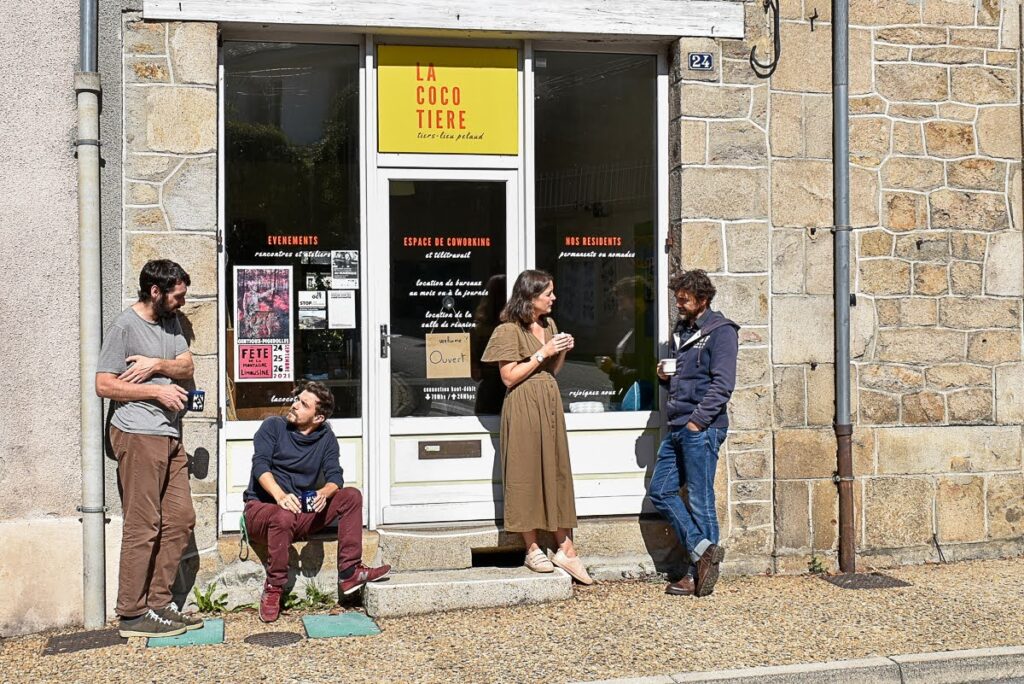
[663,309,740,429]
[243,416,344,503]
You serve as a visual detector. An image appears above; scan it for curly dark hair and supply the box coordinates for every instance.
[668,269,716,304]
[500,269,553,328]
[138,259,191,302]
[295,380,335,420]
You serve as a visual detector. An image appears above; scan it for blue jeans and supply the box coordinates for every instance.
[648,426,726,563]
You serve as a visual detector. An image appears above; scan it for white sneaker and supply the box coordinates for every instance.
[524,548,554,573]
[552,549,594,585]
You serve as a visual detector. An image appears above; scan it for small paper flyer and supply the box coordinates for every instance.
[234,265,293,382]
[331,250,359,289]
[328,290,356,329]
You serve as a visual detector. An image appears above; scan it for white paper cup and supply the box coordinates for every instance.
[661,358,677,375]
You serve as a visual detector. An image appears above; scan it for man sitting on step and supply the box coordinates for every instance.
[243,380,391,623]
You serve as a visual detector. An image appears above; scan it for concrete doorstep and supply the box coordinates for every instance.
[577,645,1024,684]
[363,566,573,618]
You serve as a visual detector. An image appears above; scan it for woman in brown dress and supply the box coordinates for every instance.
[481,270,593,584]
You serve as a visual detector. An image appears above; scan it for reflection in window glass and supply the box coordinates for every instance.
[534,52,658,412]
[389,181,507,417]
[224,43,361,420]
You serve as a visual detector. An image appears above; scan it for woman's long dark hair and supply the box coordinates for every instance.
[500,269,553,328]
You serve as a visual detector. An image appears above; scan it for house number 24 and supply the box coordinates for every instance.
[688,52,714,71]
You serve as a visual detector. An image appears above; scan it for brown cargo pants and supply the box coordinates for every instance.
[110,426,196,618]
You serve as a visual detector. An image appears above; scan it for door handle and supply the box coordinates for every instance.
[380,325,402,358]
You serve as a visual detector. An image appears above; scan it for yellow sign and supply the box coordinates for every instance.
[378,45,518,155]
[425,332,471,379]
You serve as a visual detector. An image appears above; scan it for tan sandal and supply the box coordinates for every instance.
[525,548,554,573]
[552,549,594,585]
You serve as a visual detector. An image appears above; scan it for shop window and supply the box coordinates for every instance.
[389,180,508,418]
[223,42,361,420]
[534,52,658,412]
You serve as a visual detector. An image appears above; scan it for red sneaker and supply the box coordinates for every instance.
[259,583,284,623]
[339,563,392,596]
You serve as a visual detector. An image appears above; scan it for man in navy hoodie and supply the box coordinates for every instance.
[650,270,739,597]
[243,381,390,622]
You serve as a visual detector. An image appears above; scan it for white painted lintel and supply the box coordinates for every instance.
[143,0,745,40]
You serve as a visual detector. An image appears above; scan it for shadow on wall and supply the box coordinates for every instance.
[635,431,691,580]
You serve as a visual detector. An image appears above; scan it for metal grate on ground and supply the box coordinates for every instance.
[822,572,912,590]
[43,629,127,655]
[243,631,304,648]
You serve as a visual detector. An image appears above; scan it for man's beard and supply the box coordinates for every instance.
[154,295,177,319]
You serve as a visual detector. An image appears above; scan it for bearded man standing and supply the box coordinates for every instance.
[96,259,199,637]
[649,269,739,598]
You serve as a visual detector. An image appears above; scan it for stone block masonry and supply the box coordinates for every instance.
[672,0,1024,572]
[121,14,220,575]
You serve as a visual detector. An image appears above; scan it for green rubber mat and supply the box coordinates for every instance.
[302,613,381,639]
[147,618,224,648]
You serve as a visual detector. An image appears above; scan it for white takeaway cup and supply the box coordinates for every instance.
[661,358,677,375]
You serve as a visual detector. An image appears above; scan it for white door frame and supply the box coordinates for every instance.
[367,167,523,525]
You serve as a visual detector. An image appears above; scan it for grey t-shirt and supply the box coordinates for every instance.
[97,307,189,437]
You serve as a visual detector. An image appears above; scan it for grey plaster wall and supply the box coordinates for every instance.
[0,1,83,519]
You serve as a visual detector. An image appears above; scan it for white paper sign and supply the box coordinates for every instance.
[328,290,356,329]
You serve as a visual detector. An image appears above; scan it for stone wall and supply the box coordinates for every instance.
[121,14,221,579]
[673,0,1024,572]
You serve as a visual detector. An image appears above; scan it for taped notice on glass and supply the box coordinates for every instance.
[331,250,359,289]
[328,290,356,329]
[425,332,471,379]
[235,265,293,382]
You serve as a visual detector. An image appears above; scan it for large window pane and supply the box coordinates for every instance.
[534,52,658,412]
[224,43,361,420]
[389,180,507,417]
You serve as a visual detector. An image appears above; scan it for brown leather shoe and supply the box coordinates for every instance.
[665,576,694,596]
[694,544,725,597]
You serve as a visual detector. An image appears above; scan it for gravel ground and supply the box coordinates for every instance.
[4,557,1024,684]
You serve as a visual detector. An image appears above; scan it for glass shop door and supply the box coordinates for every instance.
[368,168,521,524]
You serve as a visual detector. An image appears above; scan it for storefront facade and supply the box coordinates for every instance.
[110,0,1024,607]
[9,0,1024,637]
[124,1,745,540]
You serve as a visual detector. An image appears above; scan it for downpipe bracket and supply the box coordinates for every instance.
[74,71,101,94]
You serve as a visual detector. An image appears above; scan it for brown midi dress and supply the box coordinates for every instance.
[481,319,578,533]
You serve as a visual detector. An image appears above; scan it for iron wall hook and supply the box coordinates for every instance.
[750,0,781,78]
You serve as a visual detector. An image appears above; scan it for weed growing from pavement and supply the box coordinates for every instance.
[808,555,827,574]
[283,580,335,612]
[193,581,229,613]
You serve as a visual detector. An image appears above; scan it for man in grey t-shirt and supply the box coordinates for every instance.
[96,259,200,638]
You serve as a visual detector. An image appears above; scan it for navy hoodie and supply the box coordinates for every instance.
[244,416,344,503]
[663,309,740,429]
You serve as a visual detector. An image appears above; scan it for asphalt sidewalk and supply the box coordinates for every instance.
[2,556,1023,683]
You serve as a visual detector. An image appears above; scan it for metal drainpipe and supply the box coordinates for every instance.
[77,0,106,628]
[832,0,856,574]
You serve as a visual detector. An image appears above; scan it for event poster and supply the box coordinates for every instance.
[234,265,294,382]
[331,250,359,289]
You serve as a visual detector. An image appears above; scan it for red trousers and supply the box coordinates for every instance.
[244,487,363,587]
[111,427,196,617]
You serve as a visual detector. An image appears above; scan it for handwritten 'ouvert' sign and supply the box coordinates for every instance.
[425,332,471,379]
